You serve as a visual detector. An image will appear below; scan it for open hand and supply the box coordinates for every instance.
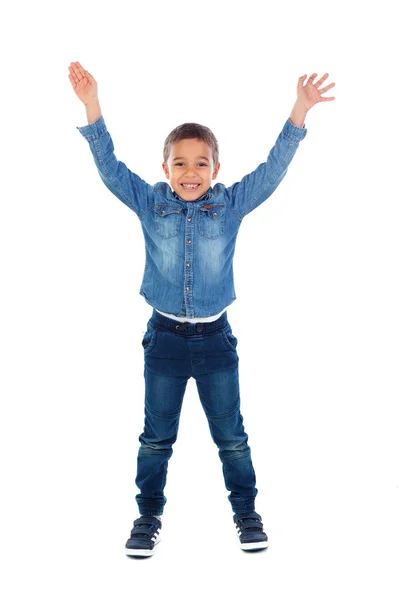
[68,61,98,105]
[297,73,336,110]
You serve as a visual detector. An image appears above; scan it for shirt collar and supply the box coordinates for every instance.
[172,186,213,203]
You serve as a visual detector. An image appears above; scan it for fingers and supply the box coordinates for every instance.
[68,61,87,82]
[68,64,79,87]
[306,73,328,86]
[305,72,336,97]
[75,61,87,80]
[299,73,318,86]
[309,73,334,88]
[319,82,336,94]
[314,73,329,87]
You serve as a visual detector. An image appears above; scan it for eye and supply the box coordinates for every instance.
[198,163,207,167]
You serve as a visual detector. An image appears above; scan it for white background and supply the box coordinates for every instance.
[1,0,398,597]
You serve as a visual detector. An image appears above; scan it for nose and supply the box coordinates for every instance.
[185,166,196,176]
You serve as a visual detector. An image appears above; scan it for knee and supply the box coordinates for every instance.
[218,438,250,455]
[223,438,249,452]
[138,432,177,452]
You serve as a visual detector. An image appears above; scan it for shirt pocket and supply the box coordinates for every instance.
[154,203,183,238]
[198,203,226,239]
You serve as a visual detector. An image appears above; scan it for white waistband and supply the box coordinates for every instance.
[155,307,227,323]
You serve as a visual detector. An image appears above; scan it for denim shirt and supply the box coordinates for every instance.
[76,116,307,318]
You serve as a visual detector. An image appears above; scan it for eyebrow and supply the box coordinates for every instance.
[172,156,210,162]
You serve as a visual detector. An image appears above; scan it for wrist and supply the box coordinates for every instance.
[85,98,102,125]
[84,97,99,106]
[289,100,309,128]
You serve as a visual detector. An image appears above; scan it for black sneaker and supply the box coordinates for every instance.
[125,516,162,557]
[234,511,269,551]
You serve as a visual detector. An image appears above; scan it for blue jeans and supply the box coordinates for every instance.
[135,308,258,516]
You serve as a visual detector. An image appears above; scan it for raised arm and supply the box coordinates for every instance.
[69,61,153,218]
[226,73,335,219]
[226,117,307,219]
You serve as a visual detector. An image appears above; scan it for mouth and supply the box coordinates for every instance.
[181,183,201,192]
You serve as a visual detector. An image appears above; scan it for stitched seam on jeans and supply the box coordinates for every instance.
[222,450,251,463]
[139,448,172,455]
[205,405,240,421]
[145,406,181,419]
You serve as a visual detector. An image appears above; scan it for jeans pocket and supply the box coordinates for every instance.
[221,327,238,351]
[142,324,157,354]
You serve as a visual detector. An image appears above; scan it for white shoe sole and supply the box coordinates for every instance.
[239,539,269,551]
[236,527,269,551]
[125,534,161,557]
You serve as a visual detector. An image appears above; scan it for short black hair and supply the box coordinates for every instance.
[163,122,219,166]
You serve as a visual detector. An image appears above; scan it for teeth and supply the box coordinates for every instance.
[182,184,199,188]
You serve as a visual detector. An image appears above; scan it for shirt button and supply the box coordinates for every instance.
[186,263,190,267]
[186,287,190,291]
[187,217,192,221]
[187,240,191,244]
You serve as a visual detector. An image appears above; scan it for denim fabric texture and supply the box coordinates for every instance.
[135,308,258,516]
[77,116,307,318]
[76,115,308,517]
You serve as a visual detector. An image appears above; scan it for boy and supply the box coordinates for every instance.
[69,61,335,557]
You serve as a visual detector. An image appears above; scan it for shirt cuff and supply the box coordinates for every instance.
[283,118,307,143]
[76,115,106,140]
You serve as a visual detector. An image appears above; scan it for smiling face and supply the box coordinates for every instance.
[162,138,220,201]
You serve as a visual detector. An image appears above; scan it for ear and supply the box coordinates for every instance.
[212,162,221,180]
[162,162,169,179]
